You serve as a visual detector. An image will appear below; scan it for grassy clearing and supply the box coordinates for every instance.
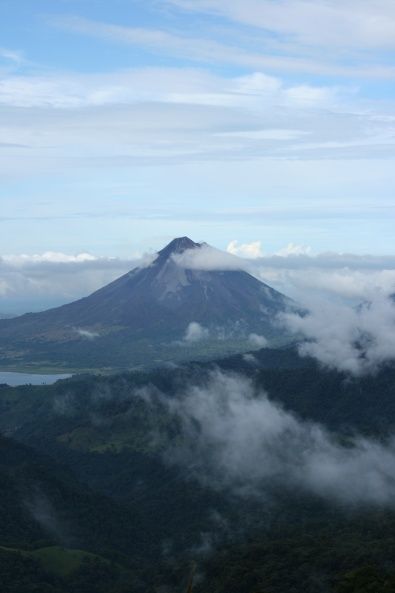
[0,545,103,577]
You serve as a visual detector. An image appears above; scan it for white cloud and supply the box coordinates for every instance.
[253,257,395,304]
[275,243,312,257]
[173,245,244,271]
[184,322,210,342]
[242,353,258,365]
[55,12,395,77]
[2,244,395,316]
[0,63,394,183]
[1,244,395,378]
[283,85,338,108]
[0,252,149,312]
[0,67,341,111]
[281,295,395,375]
[174,247,395,303]
[3,252,98,266]
[159,371,395,505]
[168,0,395,51]
[75,328,100,340]
[218,129,309,141]
[227,240,264,259]
[278,268,395,301]
[248,333,268,348]
[53,15,395,79]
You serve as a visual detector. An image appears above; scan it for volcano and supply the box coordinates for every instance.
[0,237,294,370]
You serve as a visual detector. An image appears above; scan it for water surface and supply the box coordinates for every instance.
[0,372,72,386]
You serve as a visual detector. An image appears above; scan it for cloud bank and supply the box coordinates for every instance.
[52,369,395,507]
[2,244,395,315]
[175,244,395,302]
[0,252,150,313]
[151,372,395,506]
[282,295,395,375]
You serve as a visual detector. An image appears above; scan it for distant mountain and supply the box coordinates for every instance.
[0,237,294,370]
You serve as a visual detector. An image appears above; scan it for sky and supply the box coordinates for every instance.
[1,0,395,260]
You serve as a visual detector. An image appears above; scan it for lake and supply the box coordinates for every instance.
[0,372,72,386]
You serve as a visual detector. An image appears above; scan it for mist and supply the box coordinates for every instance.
[48,368,395,508]
[144,371,395,507]
[281,294,395,375]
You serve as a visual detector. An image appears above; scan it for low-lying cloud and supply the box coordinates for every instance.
[75,328,100,340]
[49,369,395,507]
[281,294,395,375]
[248,333,268,348]
[173,244,243,272]
[184,322,210,342]
[2,244,395,322]
[173,244,395,302]
[157,372,395,506]
[0,251,151,313]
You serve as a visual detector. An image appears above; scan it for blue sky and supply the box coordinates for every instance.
[1,0,395,257]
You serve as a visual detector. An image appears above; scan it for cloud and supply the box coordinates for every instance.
[281,294,395,375]
[0,48,24,66]
[24,487,68,543]
[75,328,100,340]
[168,0,395,51]
[184,322,209,342]
[53,13,395,79]
[227,240,263,259]
[2,244,395,316]
[154,371,395,506]
[227,240,311,260]
[53,15,394,79]
[1,63,395,182]
[0,66,342,111]
[173,245,244,272]
[275,243,312,257]
[248,333,268,348]
[0,252,150,313]
[3,252,98,265]
[267,267,395,302]
[50,368,395,507]
[173,246,395,303]
[242,353,258,365]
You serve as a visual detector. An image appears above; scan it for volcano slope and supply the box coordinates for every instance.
[0,237,294,371]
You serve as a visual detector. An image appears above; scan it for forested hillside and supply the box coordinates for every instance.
[2,348,395,591]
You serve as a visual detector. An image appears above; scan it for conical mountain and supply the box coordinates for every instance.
[0,237,294,370]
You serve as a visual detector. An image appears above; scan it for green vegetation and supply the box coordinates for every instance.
[1,349,395,592]
[30,547,104,577]
[1,546,105,578]
[0,335,290,373]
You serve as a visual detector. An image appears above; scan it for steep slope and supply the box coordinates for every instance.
[0,237,294,370]
[0,435,146,556]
